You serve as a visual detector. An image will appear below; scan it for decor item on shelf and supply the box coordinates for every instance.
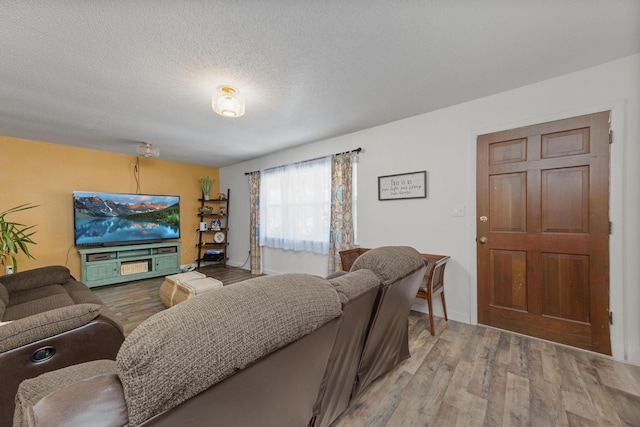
[199,176,214,200]
[216,192,226,200]
[213,231,226,244]
[218,207,226,216]
[0,203,38,273]
[136,142,159,158]
[212,85,245,118]
[198,206,214,214]
[203,249,224,261]
[210,219,222,231]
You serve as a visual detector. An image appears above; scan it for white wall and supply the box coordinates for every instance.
[222,54,640,363]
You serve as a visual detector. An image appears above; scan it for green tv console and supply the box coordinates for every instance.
[78,242,181,288]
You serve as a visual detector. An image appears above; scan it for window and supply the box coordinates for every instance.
[260,156,331,254]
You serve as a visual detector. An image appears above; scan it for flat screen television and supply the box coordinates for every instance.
[73,191,180,246]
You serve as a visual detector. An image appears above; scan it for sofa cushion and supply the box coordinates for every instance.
[62,281,105,305]
[0,303,102,352]
[351,246,426,285]
[117,273,342,426]
[0,265,71,293]
[14,360,117,427]
[0,282,9,306]
[3,293,75,321]
[8,284,67,306]
[0,283,7,320]
[61,280,90,294]
[30,372,127,427]
[328,269,380,304]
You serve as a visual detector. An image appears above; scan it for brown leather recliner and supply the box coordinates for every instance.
[0,266,124,427]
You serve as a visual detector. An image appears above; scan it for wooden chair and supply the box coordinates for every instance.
[339,247,370,271]
[416,254,450,335]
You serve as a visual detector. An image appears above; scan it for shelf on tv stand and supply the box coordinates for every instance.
[78,242,181,288]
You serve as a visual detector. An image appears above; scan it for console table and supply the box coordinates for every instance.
[78,242,181,288]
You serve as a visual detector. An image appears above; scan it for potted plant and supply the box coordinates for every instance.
[0,203,38,273]
[199,176,214,200]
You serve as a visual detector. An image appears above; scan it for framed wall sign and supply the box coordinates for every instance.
[378,170,427,200]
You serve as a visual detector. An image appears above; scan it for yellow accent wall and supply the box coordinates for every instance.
[0,135,219,278]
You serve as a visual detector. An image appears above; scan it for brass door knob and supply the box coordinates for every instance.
[478,237,488,244]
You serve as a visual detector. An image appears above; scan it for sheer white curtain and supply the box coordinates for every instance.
[260,156,331,254]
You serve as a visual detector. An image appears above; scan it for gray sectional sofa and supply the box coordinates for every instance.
[13,246,426,427]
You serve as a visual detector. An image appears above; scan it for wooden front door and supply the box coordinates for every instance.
[477,111,611,355]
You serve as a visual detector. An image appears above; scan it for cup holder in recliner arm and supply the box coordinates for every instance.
[31,346,56,363]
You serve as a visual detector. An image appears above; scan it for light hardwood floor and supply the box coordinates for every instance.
[92,267,640,426]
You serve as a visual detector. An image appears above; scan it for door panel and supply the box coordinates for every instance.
[489,173,527,232]
[541,166,589,233]
[541,253,590,322]
[490,249,527,311]
[477,111,611,355]
[490,138,527,164]
[541,128,590,158]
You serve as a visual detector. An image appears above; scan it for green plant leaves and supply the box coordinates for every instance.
[0,203,38,272]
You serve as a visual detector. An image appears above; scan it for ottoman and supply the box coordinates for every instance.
[160,271,223,308]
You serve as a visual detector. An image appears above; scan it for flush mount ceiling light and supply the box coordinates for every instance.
[212,86,245,118]
[136,142,160,158]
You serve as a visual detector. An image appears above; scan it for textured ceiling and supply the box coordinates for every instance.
[1,1,639,167]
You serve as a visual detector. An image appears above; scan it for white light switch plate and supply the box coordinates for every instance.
[452,204,465,217]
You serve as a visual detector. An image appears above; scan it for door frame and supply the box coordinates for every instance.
[467,102,626,359]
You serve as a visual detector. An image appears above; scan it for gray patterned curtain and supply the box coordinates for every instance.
[328,152,354,273]
[248,171,262,274]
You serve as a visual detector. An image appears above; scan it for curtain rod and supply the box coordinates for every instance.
[244,147,362,176]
